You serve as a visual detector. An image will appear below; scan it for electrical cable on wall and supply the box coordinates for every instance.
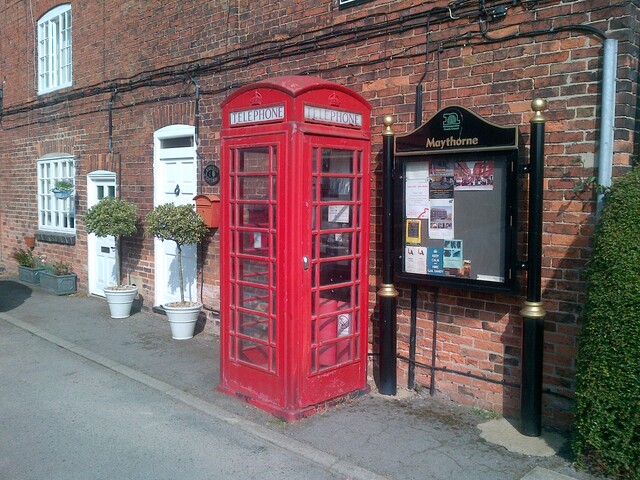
[1,0,550,125]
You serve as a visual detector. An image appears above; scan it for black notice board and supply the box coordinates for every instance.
[393,106,520,293]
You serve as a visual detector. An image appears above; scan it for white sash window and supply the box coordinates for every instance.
[37,4,72,94]
[37,155,76,233]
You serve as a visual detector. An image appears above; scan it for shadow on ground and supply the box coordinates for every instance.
[0,280,33,312]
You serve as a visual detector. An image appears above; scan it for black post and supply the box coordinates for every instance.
[520,98,547,437]
[378,116,399,395]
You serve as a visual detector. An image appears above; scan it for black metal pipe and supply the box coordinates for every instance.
[429,287,439,396]
[378,116,399,395]
[520,98,547,437]
[397,355,521,389]
[108,88,117,154]
[188,73,201,145]
[414,13,431,129]
[408,284,418,389]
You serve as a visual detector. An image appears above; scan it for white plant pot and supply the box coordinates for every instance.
[104,286,138,319]
[164,303,202,340]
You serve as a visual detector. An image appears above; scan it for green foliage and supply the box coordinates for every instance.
[52,179,74,193]
[83,197,138,287]
[570,158,609,195]
[83,197,138,239]
[573,166,640,479]
[146,203,208,303]
[46,261,73,276]
[12,248,37,267]
[146,203,208,247]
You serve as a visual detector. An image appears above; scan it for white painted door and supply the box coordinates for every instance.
[87,171,117,296]
[153,125,198,306]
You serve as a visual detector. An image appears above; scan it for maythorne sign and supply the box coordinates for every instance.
[395,106,519,153]
[426,136,479,149]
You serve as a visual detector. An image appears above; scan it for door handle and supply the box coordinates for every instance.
[302,256,309,270]
[174,184,180,196]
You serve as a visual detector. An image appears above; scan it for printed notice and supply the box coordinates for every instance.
[328,205,350,223]
[405,246,428,274]
[406,162,429,180]
[443,239,463,269]
[427,247,445,275]
[405,178,430,219]
[429,160,455,199]
[405,219,422,244]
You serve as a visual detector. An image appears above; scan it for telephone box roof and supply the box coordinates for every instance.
[221,75,370,107]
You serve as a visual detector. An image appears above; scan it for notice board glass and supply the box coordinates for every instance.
[393,106,519,293]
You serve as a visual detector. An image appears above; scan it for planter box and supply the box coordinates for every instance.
[18,266,47,284]
[39,272,77,295]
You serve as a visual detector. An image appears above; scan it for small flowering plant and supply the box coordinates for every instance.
[12,248,46,268]
[51,179,74,194]
[46,260,73,276]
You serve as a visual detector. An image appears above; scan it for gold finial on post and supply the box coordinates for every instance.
[383,115,394,136]
[530,98,547,123]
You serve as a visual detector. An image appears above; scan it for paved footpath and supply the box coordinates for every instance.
[0,277,602,480]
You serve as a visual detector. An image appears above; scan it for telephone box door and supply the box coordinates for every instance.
[301,138,370,406]
[221,136,285,403]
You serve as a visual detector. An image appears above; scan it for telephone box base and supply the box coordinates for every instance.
[216,384,371,422]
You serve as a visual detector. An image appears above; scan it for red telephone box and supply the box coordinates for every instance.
[218,76,372,420]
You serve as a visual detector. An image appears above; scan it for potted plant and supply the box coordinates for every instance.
[146,202,209,339]
[40,260,77,295]
[12,248,47,284]
[51,179,75,199]
[83,197,138,318]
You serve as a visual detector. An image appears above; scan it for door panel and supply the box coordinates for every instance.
[153,126,198,306]
[87,173,116,296]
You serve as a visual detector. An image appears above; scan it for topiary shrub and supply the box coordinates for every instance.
[146,202,209,305]
[83,197,138,288]
[573,166,640,479]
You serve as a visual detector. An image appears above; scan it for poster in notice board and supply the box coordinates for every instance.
[393,106,520,293]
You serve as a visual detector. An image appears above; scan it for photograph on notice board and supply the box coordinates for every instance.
[429,160,454,199]
[428,199,454,239]
[454,161,494,191]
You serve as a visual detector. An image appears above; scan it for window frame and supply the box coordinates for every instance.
[37,4,72,95]
[338,0,373,8]
[37,154,76,234]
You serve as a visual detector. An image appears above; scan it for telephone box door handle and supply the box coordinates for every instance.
[302,256,309,270]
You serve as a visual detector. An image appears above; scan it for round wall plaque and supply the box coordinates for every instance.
[204,164,220,186]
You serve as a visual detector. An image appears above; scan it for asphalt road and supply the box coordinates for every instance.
[0,320,339,480]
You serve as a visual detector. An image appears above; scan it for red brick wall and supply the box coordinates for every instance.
[1,0,638,428]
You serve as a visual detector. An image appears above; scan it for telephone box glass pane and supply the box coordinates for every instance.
[238,147,270,172]
[238,338,270,370]
[238,258,269,284]
[238,283,269,311]
[238,177,270,200]
[319,233,351,258]
[238,311,269,340]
